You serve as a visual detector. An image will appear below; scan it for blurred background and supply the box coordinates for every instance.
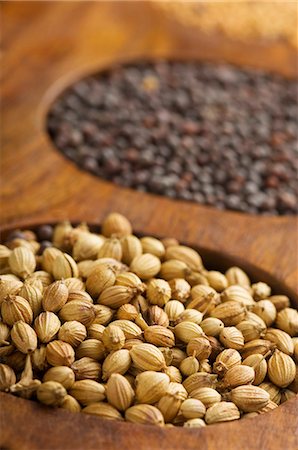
[1,0,297,225]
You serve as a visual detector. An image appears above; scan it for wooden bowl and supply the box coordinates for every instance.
[2,2,297,449]
[0,221,298,450]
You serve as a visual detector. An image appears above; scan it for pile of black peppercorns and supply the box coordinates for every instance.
[47,61,298,215]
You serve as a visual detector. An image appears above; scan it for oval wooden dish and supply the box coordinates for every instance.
[1,2,298,450]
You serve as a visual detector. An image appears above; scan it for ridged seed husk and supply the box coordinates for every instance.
[97,238,123,261]
[52,253,79,280]
[180,398,206,419]
[170,348,186,368]
[70,380,105,405]
[221,285,255,306]
[164,300,185,322]
[147,305,169,327]
[11,321,37,354]
[223,365,255,388]
[63,278,84,293]
[243,354,267,385]
[130,343,166,371]
[31,346,48,371]
[251,282,271,301]
[34,312,61,343]
[0,321,10,344]
[9,247,36,279]
[259,382,281,404]
[110,320,142,339]
[106,373,135,411]
[0,364,16,391]
[258,400,279,414]
[1,295,33,326]
[72,232,104,262]
[42,281,69,312]
[205,401,240,424]
[236,318,266,343]
[231,385,270,412]
[125,404,164,426]
[42,247,63,274]
[176,309,203,325]
[19,282,42,317]
[60,394,81,413]
[146,279,171,307]
[59,300,96,326]
[27,271,53,290]
[219,327,244,350]
[87,324,105,341]
[157,382,187,422]
[276,308,298,337]
[136,371,170,404]
[37,381,67,406]
[117,304,138,321]
[120,236,142,265]
[206,271,228,292]
[115,272,144,292]
[210,301,246,326]
[58,321,87,347]
[201,318,224,337]
[100,326,124,354]
[252,300,277,327]
[101,213,132,238]
[168,279,191,302]
[269,295,290,312]
[86,264,116,297]
[183,372,217,394]
[0,279,23,305]
[130,254,161,280]
[102,349,131,381]
[98,285,136,309]
[187,285,220,314]
[83,402,123,420]
[268,350,296,388]
[164,366,182,383]
[76,339,105,361]
[190,387,221,407]
[67,290,92,304]
[213,349,242,377]
[123,339,144,351]
[71,357,101,381]
[46,340,75,367]
[183,418,206,428]
[187,337,212,361]
[180,356,200,377]
[144,326,175,348]
[43,366,75,389]
[140,237,165,259]
[174,322,203,343]
[225,267,250,288]
[264,328,294,355]
[241,339,274,359]
[93,305,114,326]
[159,260,189,281]
[164,245,203,272]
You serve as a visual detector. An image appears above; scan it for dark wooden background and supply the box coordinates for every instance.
[1,2,298,449]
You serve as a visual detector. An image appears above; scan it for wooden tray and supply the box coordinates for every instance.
[1,2,298,450]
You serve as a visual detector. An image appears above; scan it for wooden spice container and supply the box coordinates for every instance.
[1,2,297,449]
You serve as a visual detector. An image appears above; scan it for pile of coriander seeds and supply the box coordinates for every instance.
[0,212,297,428]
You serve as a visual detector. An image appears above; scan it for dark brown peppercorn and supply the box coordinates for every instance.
[47,61,298,216]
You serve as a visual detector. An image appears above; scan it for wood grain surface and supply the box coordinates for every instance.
[1,2,298,450]
[0,392,298,450]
